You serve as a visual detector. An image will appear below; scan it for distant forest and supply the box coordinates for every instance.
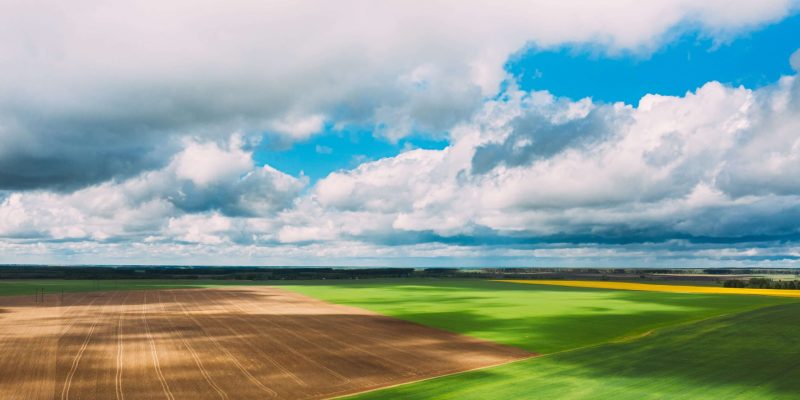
[1,265,799,284]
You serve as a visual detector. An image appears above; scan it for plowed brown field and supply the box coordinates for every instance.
[0,287,532,399]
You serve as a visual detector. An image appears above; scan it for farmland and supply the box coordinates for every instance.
[349,302,800,399]
[1,278,799,399]
[0,285,530,399]
[278,279,793,353]
[495,279,800,298]
[275,279,800,399]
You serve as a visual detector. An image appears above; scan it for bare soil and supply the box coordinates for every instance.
[0,286,533,399]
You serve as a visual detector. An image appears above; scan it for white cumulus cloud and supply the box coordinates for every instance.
[0,0,795,190]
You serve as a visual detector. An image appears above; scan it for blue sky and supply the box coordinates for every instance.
[254,127,448,182]
[1,1,800,266]
[509,13,800,105]
[256,13,800,183]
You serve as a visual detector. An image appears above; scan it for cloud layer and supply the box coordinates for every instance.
[2,0,794,190]
[304,75,800,243]
[4,70,800,265]
[1,1,799,265]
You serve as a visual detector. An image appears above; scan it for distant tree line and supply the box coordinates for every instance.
[0,266,417,280]
[723,277,800,290]
[0,265,488,281]
[2,265,799,282]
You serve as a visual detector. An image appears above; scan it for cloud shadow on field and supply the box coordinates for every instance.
[532,302,800,397]
[356,301,800,399]
[388,308,709,354]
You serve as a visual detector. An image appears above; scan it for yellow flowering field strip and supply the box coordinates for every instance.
[494,279,800,298]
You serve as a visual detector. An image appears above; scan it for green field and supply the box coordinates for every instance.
[349,302,800,399]
[273,280,800,399]
[278,279,792,353]
[0,279,249,297]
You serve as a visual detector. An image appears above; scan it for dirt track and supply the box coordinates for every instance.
[0,287,532,399]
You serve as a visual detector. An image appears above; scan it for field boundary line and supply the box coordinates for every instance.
[326,354,537,400]
[272,286,533,362]
[249,286,532,381]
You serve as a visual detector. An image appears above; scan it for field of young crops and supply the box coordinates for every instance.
[277,279,800,399]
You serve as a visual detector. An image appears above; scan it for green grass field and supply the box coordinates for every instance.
[0,279,251,297]
[349,302,800,399]
[273,280,800,399]
[277,279,793,353]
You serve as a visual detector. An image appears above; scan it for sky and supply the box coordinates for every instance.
[1,1,800,267]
